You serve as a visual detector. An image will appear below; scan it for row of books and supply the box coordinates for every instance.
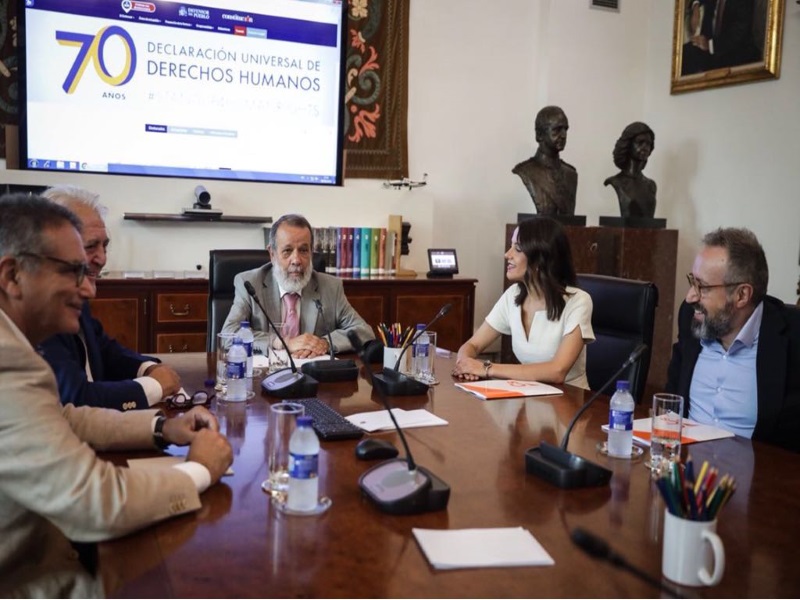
[312,226,400,277]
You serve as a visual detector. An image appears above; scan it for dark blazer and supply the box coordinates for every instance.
[666,296,800,453]
[38,304,159,410]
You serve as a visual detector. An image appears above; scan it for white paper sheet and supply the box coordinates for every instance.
[345,408,448,432]
[412,527,554,569]
[252,354,331,369]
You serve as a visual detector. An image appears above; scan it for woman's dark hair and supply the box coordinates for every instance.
[513,217,577,320]
[612,121,655,170]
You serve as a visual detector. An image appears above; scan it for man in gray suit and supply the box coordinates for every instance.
[0,194,233,595]
[222,213,374,357]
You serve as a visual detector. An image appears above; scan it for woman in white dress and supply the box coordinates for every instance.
[453,217,595,389]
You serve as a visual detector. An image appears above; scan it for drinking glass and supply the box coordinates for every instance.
[215,332,236,393]
[649,393,684,475]
[414,330,438,385]
[262,401,305,499]
[267,323,290,373]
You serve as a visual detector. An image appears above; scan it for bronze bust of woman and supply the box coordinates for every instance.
[603,122,656,218]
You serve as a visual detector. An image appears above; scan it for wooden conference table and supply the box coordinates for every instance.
[99,353,800,598]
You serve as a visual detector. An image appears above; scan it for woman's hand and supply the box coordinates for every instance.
[452,356,486,381]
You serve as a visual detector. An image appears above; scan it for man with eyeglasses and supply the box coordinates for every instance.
[666,227,800,452]
[38,184,183,410]
[0,193,233,594]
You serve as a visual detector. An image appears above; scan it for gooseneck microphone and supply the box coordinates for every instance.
[373,303,453,397]
[299,299,358,382]
[349,330,450,514]
[524,343,648,489]
[243,281,318,398]
[571,528,684,598]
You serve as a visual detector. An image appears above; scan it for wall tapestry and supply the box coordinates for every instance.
[0,0,17,159]
[343,0,409,179]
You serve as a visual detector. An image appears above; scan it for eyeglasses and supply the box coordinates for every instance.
[168,390,214,409]
[17,252,91,287]
[686,273,746,297]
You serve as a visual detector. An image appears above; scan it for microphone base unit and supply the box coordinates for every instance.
[300,359,359,382]
[525,441,612,489]
[372,368,430,396]
[358,458,450,515]
[261,368,319,399]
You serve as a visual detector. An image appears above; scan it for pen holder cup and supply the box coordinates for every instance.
[383,347,410,374]
[662,510,725,587]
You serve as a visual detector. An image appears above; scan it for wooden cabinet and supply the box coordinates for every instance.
[503,223,677,393]
[91,277,208,355]
[95,275,477,354]
[342,278,477,352]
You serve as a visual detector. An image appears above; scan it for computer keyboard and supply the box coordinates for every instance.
[295,398,365,441]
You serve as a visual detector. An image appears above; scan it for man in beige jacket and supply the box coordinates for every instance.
[0,193,232,596]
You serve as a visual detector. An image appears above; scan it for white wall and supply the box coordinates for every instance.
[643,1,800,313]
[2,0,797,340]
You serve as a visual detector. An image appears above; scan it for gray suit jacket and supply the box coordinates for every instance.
[221,263,374,352]
[0,309,200,595]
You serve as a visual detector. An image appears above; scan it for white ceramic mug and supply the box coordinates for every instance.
[662,510,725,586]
[383,346,407,372]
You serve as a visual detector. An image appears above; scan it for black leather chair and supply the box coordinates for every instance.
[207,250,327,351]
[576,274,658,404]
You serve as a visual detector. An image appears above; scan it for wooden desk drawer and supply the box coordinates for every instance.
[156,293,208,323]
[156,333,207,353]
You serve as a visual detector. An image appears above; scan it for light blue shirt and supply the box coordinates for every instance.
[688,302,763,438]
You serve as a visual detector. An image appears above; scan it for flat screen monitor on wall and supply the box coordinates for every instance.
[18,0,347,185]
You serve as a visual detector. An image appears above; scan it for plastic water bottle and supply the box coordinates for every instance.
[238,320,254,378]
[225,337,247,402]
[413,324,430,380]
[607,380,635,458]
[287,416,320,512]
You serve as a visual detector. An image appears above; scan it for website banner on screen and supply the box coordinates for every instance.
[19,0,347,185]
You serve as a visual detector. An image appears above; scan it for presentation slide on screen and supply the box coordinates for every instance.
[23,0,345,183]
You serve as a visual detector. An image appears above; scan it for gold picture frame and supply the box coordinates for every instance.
[671,0,785,94]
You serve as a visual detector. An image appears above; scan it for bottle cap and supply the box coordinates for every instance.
[297,416,313,427]
[240,320,250,328]
[416,323,425,330]
[616,380,630,390]
[233,336,243,344]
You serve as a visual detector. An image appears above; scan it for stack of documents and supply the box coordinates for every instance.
[345,408,447,432]
[252,354,330,369]
[455,379,563,400]
[412,527,554,569]
[601,417,735,446]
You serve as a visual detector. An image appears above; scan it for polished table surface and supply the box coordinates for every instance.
[99,353,800,598]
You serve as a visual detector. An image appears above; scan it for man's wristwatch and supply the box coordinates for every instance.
[153,415,169,450]
[483,359,493,378]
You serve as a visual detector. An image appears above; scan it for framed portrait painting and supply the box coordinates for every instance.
[671,0,785,94]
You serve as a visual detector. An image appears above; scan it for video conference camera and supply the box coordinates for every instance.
[183,185,222,217]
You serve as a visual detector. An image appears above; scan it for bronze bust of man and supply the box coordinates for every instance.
[512,106,577,216]
[604,122,657,218]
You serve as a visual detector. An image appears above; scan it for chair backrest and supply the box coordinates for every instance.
[576,273,658,404]
[207,250,328,351]
[207,250,271,351]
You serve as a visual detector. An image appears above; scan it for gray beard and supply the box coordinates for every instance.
[690,300,735,341]
[273,261,312,294]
